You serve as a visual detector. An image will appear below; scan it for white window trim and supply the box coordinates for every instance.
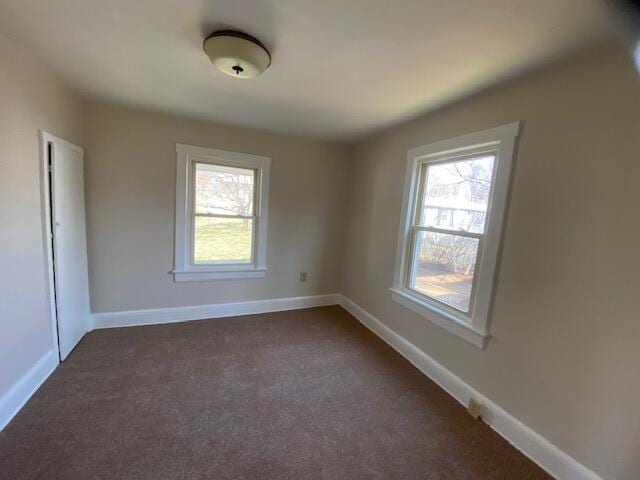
[173,143,271,282]
[391,122,520,348]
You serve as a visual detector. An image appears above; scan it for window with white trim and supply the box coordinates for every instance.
[392,123,520,348]
[173,144,270,282]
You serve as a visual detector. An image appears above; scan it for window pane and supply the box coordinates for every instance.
[410,231,479,313]
[194,216,253,264]
[195,163,254,216]
[420,155,494,233]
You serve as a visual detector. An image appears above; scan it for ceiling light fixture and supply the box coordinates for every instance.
[203,30,271,79]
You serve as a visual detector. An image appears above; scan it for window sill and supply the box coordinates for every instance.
[172,268,266,282]
[389,288,488,349]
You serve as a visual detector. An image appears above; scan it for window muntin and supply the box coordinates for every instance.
[191,162,256,265]
[408,153,496,315]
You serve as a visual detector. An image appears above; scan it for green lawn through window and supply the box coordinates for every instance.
[194,217,253,264]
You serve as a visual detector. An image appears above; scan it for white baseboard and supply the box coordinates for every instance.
[0,349,58,431]
[338,295,603,480]
[92,293,342,329]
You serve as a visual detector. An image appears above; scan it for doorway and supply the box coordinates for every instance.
[40,131,91,361]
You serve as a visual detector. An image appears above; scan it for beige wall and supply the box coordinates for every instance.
[83,102,351,313]
[0,33,84,397]
[342,43,640,480]
[3,27,638,479]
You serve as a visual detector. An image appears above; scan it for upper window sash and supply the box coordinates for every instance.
[191,161,258,218]
[412,149,498,234]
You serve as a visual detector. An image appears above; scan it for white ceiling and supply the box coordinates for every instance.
[0,0,614,141]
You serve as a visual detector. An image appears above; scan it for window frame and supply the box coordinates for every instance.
[391,123,520,348]
[173,144,270,282]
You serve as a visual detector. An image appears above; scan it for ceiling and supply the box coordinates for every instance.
[0,0,614,141]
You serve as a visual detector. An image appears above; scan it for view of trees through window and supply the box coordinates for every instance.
[410,155,495,312]
[193,163,255,264]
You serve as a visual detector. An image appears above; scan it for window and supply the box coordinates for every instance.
[173,144,270,282]
[193,163,255,265]
[392,123,520,348]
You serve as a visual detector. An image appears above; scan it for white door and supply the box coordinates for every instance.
[50,139,91,360]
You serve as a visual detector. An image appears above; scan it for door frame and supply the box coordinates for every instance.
[39,130,85,361]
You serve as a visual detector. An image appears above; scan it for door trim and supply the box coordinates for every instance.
[39,130,84,361]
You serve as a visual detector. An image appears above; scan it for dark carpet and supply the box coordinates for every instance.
[0,306,550,479]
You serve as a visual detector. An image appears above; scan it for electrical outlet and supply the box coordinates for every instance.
[299,271,308,282]
[467,398,482,420]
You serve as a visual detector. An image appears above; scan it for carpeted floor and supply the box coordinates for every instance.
[1,306,550,479]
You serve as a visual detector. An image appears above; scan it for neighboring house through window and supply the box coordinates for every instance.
[392,123,520,348]
[173,144,271,282]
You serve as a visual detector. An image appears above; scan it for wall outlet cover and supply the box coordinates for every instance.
[468,398,482,420]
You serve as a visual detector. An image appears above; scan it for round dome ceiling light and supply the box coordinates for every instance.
[203,30,271,79]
